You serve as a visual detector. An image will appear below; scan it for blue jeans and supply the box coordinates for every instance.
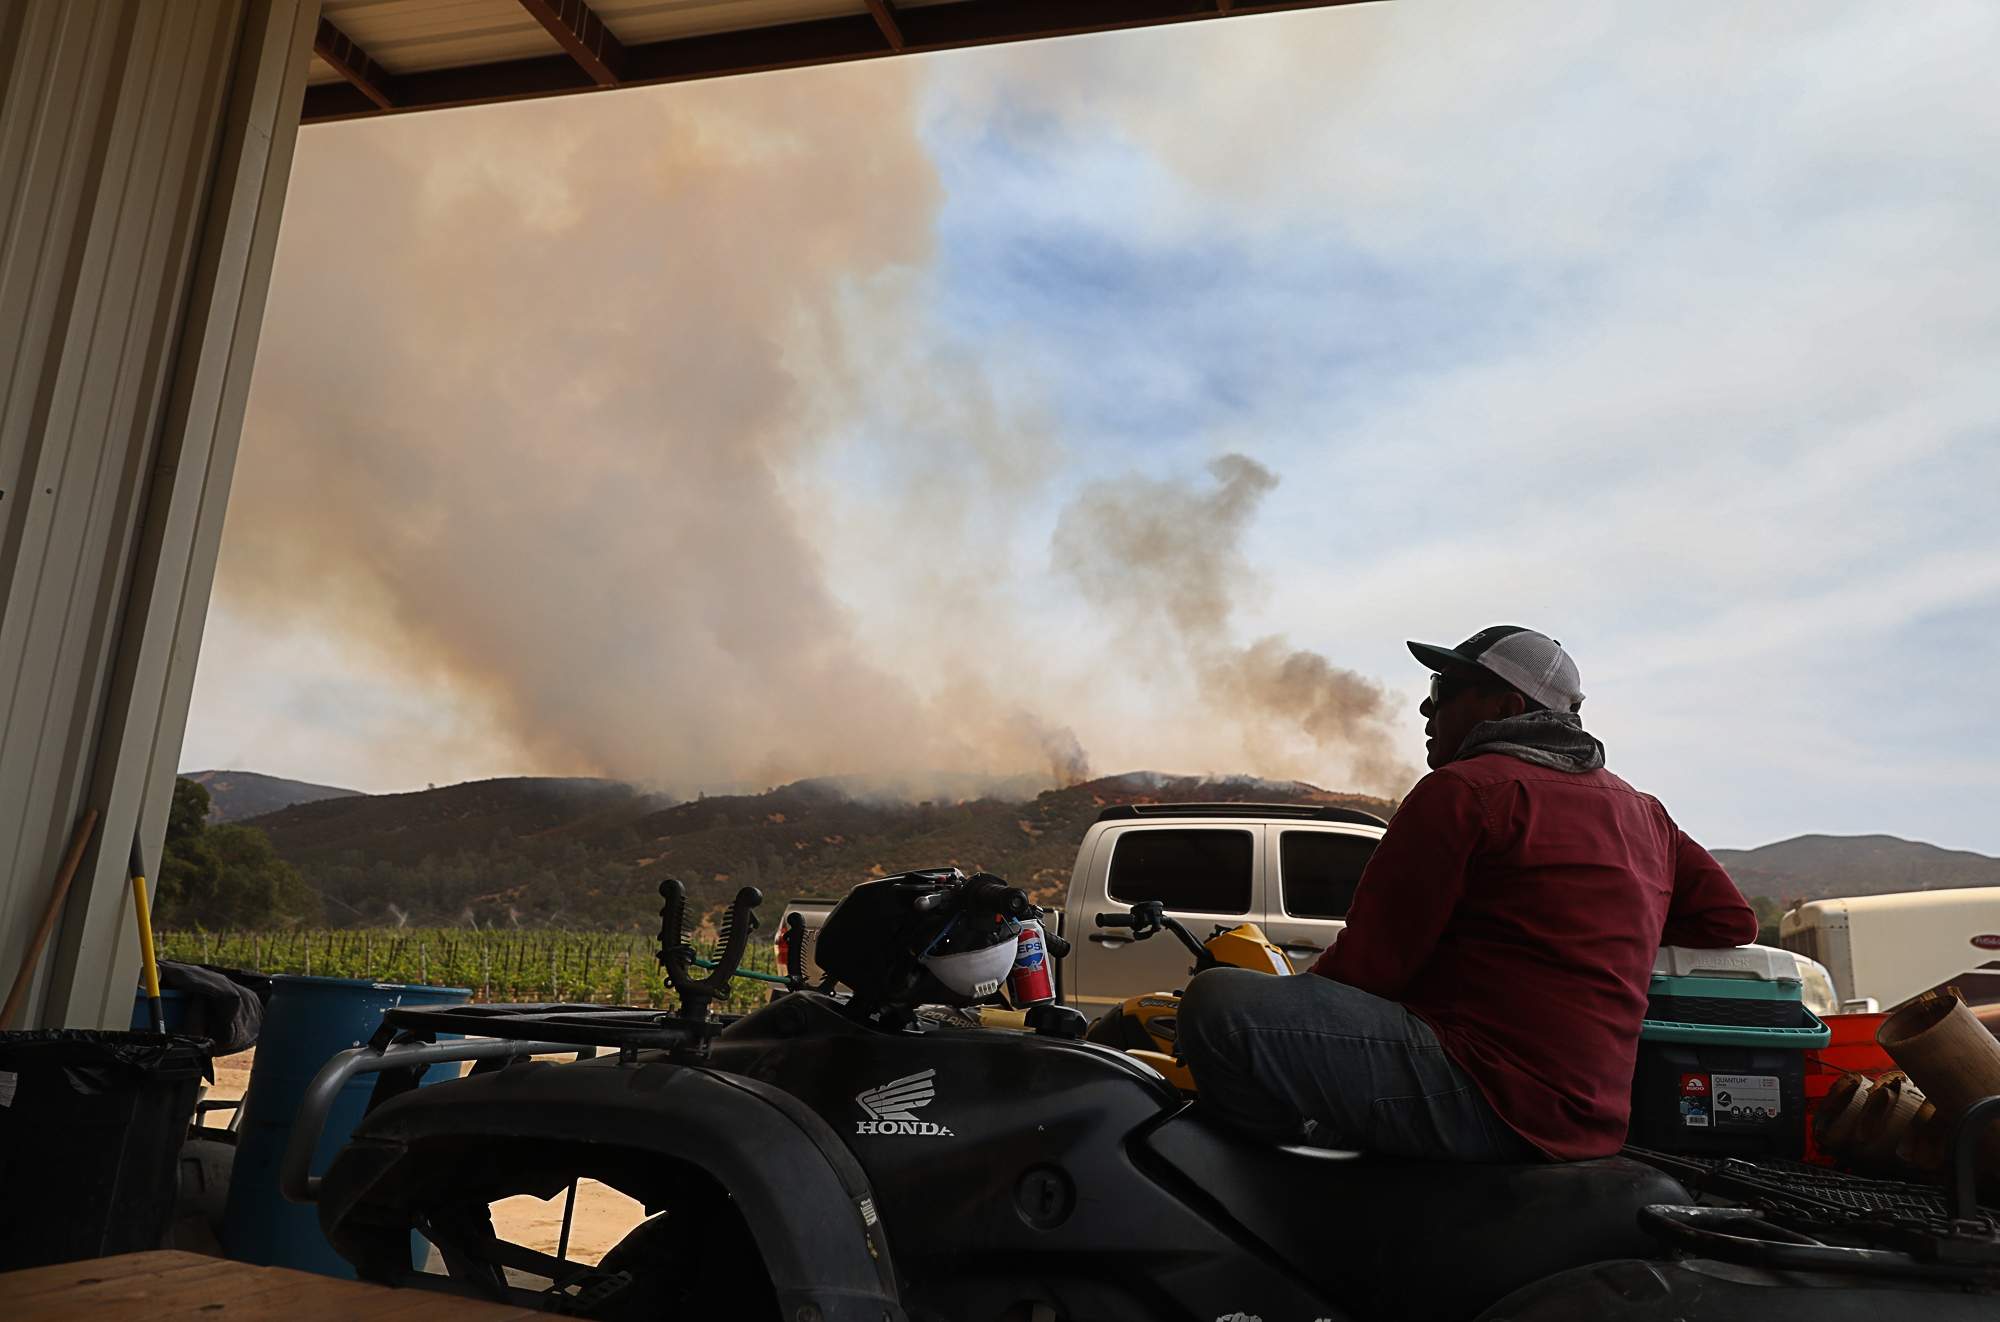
[1177,967,1540,1162]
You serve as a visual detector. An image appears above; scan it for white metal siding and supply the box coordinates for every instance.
[0,0,315,1027]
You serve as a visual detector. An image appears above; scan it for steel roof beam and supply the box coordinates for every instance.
[516,0,627,86]
[313,17,397,110]
[301,0,1380,124]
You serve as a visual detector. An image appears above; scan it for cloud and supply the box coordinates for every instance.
[900,2,2000,843]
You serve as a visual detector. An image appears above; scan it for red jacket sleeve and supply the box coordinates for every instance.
[1660,827,1758,948]
[1312,770,1484,998]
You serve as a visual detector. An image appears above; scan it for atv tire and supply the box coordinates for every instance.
[592,1202,779,1321]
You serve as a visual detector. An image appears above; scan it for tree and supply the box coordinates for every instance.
[156,779,222,921]
[155,776,322,928]
[1747,894,1787,947]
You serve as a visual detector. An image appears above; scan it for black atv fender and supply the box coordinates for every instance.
[317,1054,904,1322]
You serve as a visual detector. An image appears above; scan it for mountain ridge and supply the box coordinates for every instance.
[214,770,1996,926]
[184,769,362,821]
[1711,833,2000,903]
[240,771,1392,928]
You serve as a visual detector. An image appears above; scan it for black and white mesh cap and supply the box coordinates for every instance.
[1408,625,1585,713]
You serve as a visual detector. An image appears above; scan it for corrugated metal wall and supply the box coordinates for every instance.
[0,0,315,1027]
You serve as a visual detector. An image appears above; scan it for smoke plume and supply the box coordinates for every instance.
[218,71,1084,797]
[210,71,1406,801]
[1051,455,1413,793]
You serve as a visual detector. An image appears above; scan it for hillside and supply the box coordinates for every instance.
[245,772,1394,929]
[233,769,2000,932]
[184,769,362,821]
[1713,834,2000,905]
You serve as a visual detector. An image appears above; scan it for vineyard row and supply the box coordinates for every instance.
[155,928,784,1014]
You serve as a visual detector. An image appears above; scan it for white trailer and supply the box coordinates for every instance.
[1779,888,2000,1011]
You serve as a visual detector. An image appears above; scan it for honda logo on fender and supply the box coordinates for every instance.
[854,1068,954,1137]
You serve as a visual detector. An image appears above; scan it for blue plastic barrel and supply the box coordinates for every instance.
[222,975,470,1277]
[130,987,190,1033]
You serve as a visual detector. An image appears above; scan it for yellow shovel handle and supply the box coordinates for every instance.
[132,872,162,1001]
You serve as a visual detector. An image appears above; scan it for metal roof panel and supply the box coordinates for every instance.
[302,0,1380,124]
[592,1,877,46]
[321,0,560,75]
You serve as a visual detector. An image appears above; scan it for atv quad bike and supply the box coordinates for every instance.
[287,871,2000,1322]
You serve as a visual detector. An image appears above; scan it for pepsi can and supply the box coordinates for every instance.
[1008,920,1055,1005]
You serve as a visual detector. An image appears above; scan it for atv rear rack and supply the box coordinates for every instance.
[368,1001,730,1055]
[1626,1097,2000,1283]
[281,1031,591,1205]
[286,880,787,1209]
[1628,1094,2000,1229]
[1626,1145,1987,1226]
[285,1001,751,1207]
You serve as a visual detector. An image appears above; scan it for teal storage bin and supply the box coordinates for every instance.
[1631,1007,1829,1159]
[1646,975,1816,1030]
[1640,1007,1832,1048]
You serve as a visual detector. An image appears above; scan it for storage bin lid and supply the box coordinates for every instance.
[1640,1006,1831,1048]
[1652,944,1801,984]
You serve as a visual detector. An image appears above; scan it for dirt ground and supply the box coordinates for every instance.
[202,1048,647,1265]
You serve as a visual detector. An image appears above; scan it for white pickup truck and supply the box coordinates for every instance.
[779,802,1389,1018]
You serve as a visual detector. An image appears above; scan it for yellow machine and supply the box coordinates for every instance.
[1081,903,1292,1092]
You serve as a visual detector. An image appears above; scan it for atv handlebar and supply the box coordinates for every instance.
[1096,902,1210,965]
[1096,900,1164,934]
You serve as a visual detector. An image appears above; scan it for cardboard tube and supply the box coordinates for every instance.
[1855,1073,1926,1162]
[1882,990,2000,1174]
[1897,1099,1951,1173]
[1816,1072,1874,1152]
[1879,991,2000,1115]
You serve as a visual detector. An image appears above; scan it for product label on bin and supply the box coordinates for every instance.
[1678,1073,1711,1127]
[1711,1073,1782,1127]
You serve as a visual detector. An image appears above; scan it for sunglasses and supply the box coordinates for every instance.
[1428,670,1480,707]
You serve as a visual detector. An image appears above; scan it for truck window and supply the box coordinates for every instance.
[1107,829,1253,915]
[1279,830,1377,919]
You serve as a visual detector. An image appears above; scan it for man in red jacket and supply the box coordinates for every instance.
[1179,625,1757,1161]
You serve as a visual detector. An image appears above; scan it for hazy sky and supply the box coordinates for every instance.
[184,0,2000,853]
